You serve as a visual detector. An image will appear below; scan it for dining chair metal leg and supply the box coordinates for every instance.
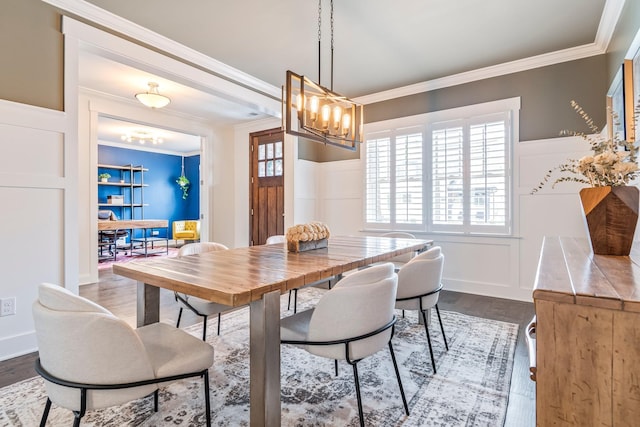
[217,313,222,336]
[293,289,298,313]
[334,359,339,376]
[351,362,365,427]
[202,315,208,341]
[421,310,437,374]
[154,389,159,412]
[203,370,212,427]
[176,307,183,328]
[435,304,449,351]
[287,290,292,310]
[39,398,52,427]
[73,412,81,427]
[388,341,410,416]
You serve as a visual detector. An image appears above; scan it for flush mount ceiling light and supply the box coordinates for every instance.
[135,82,171,109]
[282,0,363,151]
[121,131,163,145]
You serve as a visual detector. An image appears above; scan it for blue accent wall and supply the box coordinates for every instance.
[98,145,200,239]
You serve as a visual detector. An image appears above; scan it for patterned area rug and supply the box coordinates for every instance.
[0,288,518,426]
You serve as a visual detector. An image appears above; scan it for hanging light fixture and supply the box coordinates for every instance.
[283,0,363,151]
[120,131,164,145]
[135,82,171,109]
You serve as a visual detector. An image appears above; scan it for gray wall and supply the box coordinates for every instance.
[0,0,63,111]
[366,55,608,143]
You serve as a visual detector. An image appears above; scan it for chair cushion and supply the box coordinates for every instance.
[175,231,197,239]
[136,322,214,377]
[38,282,111,314]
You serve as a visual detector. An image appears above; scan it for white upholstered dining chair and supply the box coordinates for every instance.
[280,263,409,426]
[32,282,214,427]
[380,231,417,271]
[395,246,449,374]
[265,234,333,314]
[174,242,232,340]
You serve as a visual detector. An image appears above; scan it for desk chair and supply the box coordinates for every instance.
[33,282,214,427]
[281,263,409,426]
[174,242,233,339]
[98,210,128,259]
[395,246,448,373]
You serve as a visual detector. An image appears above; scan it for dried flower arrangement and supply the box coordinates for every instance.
[531,100,639,194]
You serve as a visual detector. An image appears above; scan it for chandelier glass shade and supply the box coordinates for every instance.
[284,70,363,150]
[135,82,171,109]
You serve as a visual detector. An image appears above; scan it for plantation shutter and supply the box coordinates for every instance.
[365,136,391,223]
[395,132,423,224]
[469,118,507,227]
[432,125,464,226]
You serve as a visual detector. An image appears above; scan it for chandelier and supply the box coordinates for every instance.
[282,0,363,151]
[121,131,163,145]
[135,82,171,109]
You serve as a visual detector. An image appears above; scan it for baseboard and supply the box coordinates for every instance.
[444,279,534,303]
[0,330,37,362]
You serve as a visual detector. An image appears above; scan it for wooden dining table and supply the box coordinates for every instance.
[112,235,431,426]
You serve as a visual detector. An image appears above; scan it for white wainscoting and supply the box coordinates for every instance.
[0,100,72,361]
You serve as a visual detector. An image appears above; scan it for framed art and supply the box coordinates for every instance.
[606,65,625,142]
[623,59,635,142]
[633,46,640,142]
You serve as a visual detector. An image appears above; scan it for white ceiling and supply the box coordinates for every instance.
[75,0,614,153]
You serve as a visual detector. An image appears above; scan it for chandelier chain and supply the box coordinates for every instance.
[330,0,334,90]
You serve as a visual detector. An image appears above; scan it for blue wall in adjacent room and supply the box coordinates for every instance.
[98,145,200,239]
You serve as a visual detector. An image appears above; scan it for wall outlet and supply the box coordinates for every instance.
[0,297,16,316]
[151,230,159,236]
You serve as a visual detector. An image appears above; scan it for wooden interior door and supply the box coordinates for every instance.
[250,128,284,246]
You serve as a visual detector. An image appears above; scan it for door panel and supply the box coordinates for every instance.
[250,128,284,246]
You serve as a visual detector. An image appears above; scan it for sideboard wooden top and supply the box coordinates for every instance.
[533,236,640,312]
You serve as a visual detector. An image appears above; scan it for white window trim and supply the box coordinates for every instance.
[362,97,520,235]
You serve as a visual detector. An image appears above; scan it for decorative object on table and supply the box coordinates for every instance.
[285,221,330,252]
[98,173,110,182]
[531,100,640,255]
[176,156,190,199]
[579,186,638,255]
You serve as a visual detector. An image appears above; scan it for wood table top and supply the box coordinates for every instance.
[533,236,640,312]
[98,219,168,231]
[113,235,431,307]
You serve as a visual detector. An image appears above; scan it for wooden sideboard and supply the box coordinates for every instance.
[532,236,640,426]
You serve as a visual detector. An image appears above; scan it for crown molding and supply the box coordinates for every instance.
[354,43,605,105]
[43,0,281,100]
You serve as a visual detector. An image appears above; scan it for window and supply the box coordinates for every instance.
[364,98,517,235]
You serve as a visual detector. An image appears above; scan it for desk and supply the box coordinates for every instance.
[98,220,169,260]
[113,235,431,426]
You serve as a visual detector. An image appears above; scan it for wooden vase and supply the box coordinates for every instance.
[579,186,639,255]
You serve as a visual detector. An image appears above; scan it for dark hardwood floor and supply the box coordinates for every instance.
[0,268,536,426]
